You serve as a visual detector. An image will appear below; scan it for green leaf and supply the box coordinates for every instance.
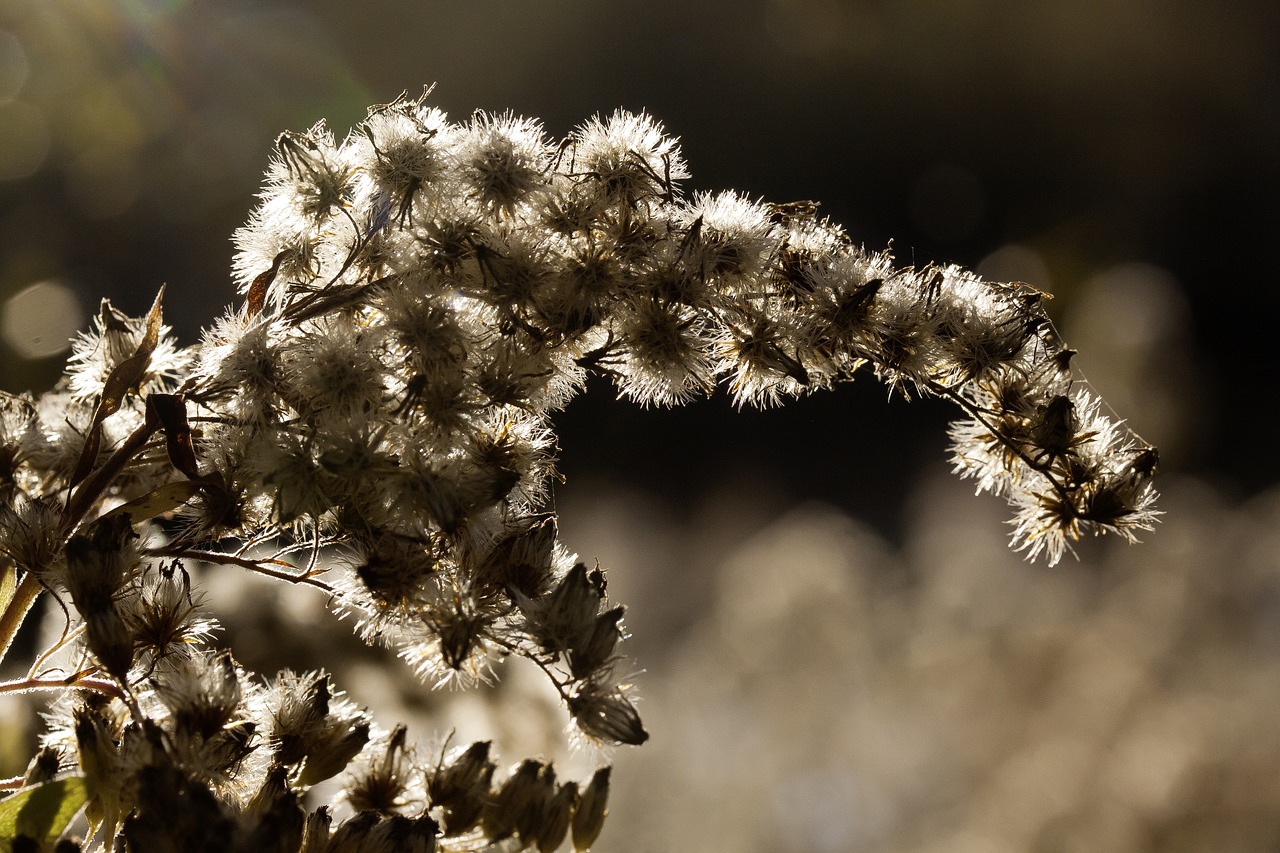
[0,777,90,851]
[98,480,205,525]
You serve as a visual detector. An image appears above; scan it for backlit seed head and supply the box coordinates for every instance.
[482,759,545,843]
[64,514,137,616]
[528,562,606,654]
[572,767,611,852]
[268,670,332,767]
[22,746,61,786]
[300,806,333,853]
[568,605,626,680]
[427,740,495,835]
[344,724,418,815]
[514,764,558,848]
[86,606,134,682]
[298,717,371,788]
[568,682,648,746]
[537,780,578,853]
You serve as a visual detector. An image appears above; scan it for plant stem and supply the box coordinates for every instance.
[0,571,43,671]
[0,675,124,700]
[144,546,336,592]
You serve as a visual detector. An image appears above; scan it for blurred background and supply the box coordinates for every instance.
[1,0,1278,850]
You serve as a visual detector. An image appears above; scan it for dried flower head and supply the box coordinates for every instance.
[0,86,1158,853]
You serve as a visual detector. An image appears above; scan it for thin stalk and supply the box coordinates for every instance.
[0,571,44,670]
[28,622,87,678]
[144,546,336,592]
[0,675,124,700]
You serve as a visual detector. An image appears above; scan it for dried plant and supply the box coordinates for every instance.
[0,88,1156,851]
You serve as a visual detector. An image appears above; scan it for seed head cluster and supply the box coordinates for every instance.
[0,88,1157,851]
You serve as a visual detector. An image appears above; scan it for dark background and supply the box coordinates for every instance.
[1,0,1276,533]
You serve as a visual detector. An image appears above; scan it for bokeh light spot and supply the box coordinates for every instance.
[2,280,85,359]
[0,100,51,181]
[0,30,29,103]
[977,244,1053,290]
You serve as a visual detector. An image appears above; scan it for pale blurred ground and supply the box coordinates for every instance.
[2,1,1278,850]
[566,473,1280,852]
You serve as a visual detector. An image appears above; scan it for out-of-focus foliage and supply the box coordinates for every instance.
[566,474,1277,852]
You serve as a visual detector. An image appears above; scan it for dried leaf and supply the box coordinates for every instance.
[244,251,284,319]
[147,393,200,480]
[70,288,166,488]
